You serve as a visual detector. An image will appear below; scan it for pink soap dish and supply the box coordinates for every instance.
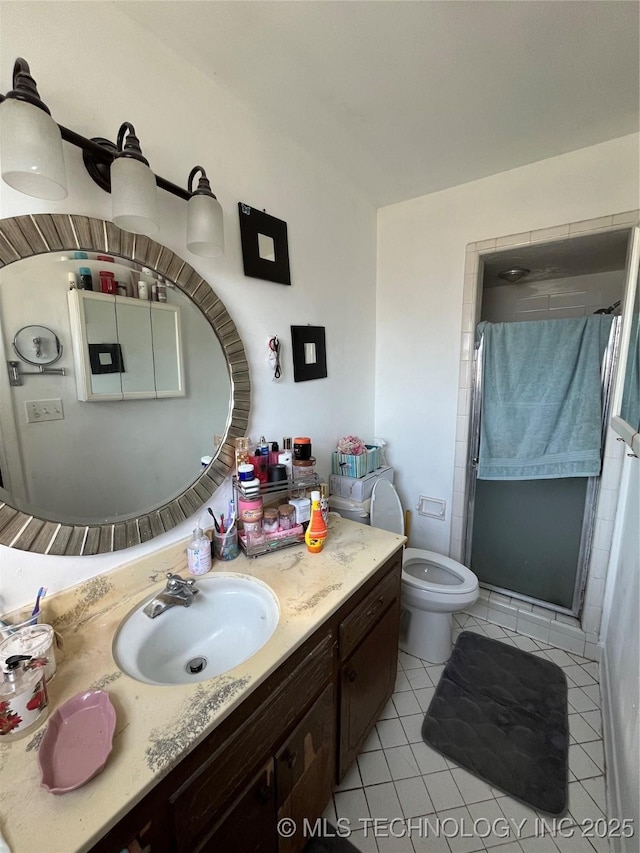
[38,690,116,794]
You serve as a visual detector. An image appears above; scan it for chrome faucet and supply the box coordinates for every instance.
[143,572,200,619]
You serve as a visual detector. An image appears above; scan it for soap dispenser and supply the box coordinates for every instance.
[187,518,212,576]
[0,654,48,740]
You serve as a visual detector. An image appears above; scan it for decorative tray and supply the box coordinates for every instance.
[38,690,116,795]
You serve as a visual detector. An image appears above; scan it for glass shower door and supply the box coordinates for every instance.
[471,477,588,609]
[464,319,619,615]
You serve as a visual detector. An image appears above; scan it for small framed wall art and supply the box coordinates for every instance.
[290,325,327,382]
[238,203,291,286]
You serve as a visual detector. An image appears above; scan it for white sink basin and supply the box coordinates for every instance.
[112,573,280,685]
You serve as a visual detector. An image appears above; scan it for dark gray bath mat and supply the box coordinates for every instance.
[422,630,569,814]
[303,824,360,852]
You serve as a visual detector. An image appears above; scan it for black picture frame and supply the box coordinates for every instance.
[291,326,327,382]
[238,203,291,286]
[88,342,124,374]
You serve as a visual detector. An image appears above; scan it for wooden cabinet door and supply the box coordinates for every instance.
[276,683,335,853]
[196,759,277,853]
[339,597,400,780]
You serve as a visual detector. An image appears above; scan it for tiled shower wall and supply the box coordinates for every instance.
[449,210,640,662]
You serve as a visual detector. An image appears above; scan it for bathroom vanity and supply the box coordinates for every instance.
[0,517,405,853]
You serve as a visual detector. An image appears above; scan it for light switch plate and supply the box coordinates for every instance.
[25,398,64,424]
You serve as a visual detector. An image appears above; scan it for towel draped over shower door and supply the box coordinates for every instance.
[477,316,615,481]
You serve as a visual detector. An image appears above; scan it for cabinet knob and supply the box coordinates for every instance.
[282,749,297,769]
[365,596,385,619]
[258,784,274,802]
[346,668,357,683]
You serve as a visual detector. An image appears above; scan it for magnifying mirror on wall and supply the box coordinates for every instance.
[0,214,250,555]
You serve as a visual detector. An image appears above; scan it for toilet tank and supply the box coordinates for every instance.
[328,495,371,525]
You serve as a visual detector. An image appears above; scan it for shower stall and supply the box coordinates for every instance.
[463,228,632,617]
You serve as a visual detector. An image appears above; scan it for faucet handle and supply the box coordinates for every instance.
[165,572,196,592]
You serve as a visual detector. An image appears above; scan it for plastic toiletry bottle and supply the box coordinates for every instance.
[279,437,293,479]
[157,276,167,303]
[78,267,93,291]
[305,490,328,554]
[320,483,329,524]
[186,520,212,575]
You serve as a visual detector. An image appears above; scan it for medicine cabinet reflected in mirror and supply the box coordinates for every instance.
[611,225,640,455]
[0,214,250,555]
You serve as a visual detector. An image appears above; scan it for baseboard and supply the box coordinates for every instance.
[600,646,624,853]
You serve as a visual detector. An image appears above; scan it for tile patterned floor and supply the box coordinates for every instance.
[322,613,608,853]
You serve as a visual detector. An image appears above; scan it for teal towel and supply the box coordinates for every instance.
[477,316,614,480]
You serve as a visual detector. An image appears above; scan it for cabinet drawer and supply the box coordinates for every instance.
[171,632,334,852]
[339,558,401,659]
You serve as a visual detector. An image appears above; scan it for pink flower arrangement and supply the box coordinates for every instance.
[336,435,367,456]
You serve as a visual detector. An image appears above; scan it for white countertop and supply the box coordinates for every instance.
[0,517,404,853]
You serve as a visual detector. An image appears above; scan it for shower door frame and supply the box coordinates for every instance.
[463,314,621,617]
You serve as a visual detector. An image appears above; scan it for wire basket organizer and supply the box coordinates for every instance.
[233,474,324,558]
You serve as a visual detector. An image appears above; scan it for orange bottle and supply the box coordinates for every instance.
[305,490,327,553]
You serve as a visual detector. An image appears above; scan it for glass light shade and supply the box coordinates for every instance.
[187,193,224,257]
[111,156,159,236]
[0,99,67,200]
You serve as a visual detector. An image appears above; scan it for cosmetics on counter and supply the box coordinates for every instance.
[233,432,323,555]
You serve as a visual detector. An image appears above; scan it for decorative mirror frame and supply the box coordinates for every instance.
[0,214,250,555]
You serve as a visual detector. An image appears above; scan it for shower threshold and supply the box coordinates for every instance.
[479,581,577,619]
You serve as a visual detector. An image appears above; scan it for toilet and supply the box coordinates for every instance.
[369,478,479,664]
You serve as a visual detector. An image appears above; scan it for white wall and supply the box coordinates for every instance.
[376,134,640,554]
[0,1,377,610]
[600,455,639,848]
[481,270,625,323]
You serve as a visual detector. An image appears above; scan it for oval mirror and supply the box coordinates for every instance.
[0,214,250,555]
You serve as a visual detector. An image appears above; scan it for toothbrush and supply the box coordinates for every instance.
[207,507,220,533]
[31,586,47,617]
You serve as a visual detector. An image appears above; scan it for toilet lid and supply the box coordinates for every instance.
[370,478,404,535]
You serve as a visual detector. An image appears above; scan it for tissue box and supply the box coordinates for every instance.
[330,466,393,502]
[331,445,382,478]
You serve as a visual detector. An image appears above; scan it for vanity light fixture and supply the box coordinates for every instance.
[0,58,68,200]
[110,122,159,236]
[0,58,224,255]
[186,166,224,257]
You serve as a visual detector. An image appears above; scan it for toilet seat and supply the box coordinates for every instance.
[402,548,478,596]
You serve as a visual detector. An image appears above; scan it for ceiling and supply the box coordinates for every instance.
[115,1,640,208]
[482,230,631,288]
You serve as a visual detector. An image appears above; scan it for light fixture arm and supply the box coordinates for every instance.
[188,166,218,200]
[5,58,51,113]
